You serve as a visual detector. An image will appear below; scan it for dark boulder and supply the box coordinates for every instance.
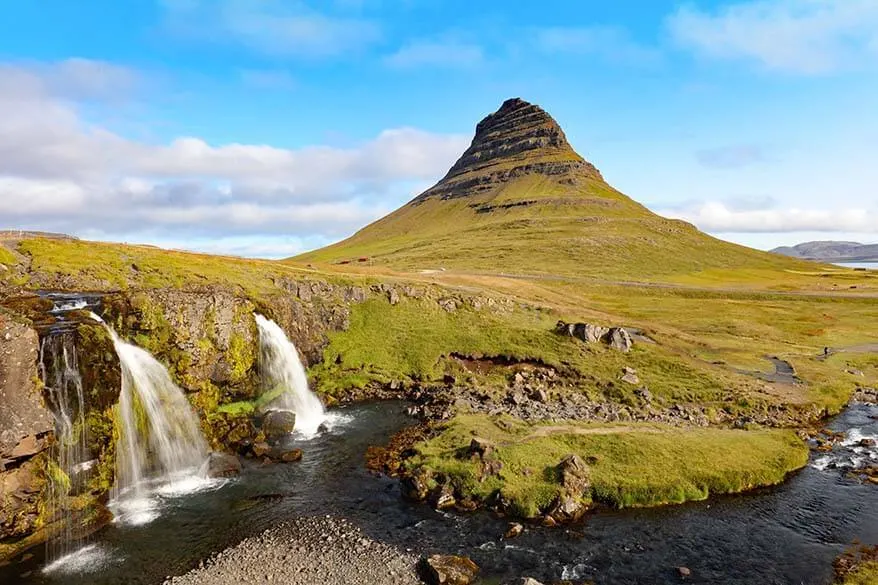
[401,473,430,501]
[205,452,242,478]
[262,410,296,441]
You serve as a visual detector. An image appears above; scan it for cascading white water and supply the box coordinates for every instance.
[255,314,327,436]
[39,332,91,562]
[96,320,211,524]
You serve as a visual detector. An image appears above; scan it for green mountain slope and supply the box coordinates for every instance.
[296,98,810,281]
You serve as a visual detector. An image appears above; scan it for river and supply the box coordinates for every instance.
[2,401,876,585]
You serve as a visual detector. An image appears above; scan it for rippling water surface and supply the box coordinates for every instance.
[3,401,876,585]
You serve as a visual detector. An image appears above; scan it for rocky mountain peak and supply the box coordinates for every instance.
[416,97,603,202]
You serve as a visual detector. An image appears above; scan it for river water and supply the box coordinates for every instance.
[2,401,876,585]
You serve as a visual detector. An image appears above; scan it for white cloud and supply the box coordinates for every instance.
[664,201,878,233]
[534,26,661,65]
[162,0,381,58]
[0,59,468,255]
[668,0,878,74]
[384,39,484,68]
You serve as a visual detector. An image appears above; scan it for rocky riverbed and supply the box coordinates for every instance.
[164,515,422,585]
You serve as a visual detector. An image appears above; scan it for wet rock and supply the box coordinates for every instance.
[548,491,588,522]
[422,554,479,585]
[859,438,876,448]
[252,442,271,458]
[400,473,430,501]
[678,566,692,579]
[504,522,524,539]
[502,579,544,585]
[205,452,242,478]
[428,483,456,510]
[262,410,296,441]
[270,447,303,463]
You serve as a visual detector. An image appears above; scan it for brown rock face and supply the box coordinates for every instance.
[415,97,603,202]
[0,317,52,461]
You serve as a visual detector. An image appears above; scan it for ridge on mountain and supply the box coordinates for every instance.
[295,98,810,281]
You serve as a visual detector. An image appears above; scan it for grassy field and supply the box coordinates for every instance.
[408,413,808,516]
[12,238,324,296]
[3,234,876,524]
[294,172,837,286]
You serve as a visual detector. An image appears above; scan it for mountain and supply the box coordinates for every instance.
[296,98,806,280]
[772,241,878,262]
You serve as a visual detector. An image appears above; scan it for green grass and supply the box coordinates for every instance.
[15,237,326,296]
[294,172,824,285]
[310,295,750,408]
[409,414,809,517]
[839,562,878,585]
[216,384,289,415]
[0,245,16,266]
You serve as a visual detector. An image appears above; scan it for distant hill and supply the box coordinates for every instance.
[772,241,878,262]
[295,98,808,281]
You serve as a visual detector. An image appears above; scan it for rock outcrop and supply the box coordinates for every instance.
[555,320,634,353]
[0,317,52,463]
[415,98,603,202]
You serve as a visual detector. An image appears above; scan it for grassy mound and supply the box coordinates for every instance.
[409,414,809,517]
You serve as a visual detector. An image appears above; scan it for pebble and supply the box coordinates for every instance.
[164,516,421,585]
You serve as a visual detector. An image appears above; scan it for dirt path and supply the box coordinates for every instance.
[523,424,662,440]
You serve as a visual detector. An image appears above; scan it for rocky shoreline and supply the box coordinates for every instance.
[164,516,422,585]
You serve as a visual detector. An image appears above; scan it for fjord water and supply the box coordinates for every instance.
[255,314,327,436]
[105,326,212,525]
[5,401,876,585]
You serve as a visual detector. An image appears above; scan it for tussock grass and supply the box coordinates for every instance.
[839,562,878,585]
[410,414,809,517]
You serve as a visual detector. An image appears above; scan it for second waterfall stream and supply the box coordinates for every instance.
[255,314,329,437]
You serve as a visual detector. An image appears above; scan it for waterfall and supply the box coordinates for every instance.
[255,314,327,436]
[102,325,211,525]
[39,332,91,563]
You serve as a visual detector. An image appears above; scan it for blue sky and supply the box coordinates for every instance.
[0,0,876,257]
